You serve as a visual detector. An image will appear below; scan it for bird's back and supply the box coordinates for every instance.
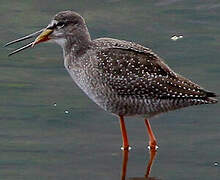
[70,38,218,117]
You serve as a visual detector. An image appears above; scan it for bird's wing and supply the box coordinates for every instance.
[94,39,216,100]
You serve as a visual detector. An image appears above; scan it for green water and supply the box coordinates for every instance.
[1,0,220,179]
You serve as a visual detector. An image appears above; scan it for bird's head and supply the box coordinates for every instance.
[33,11,89,47]
[5,11,91,56]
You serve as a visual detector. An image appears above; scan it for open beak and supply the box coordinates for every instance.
[4,28,53,56]
[32,29,53,47]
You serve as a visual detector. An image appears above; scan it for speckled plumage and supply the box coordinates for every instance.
[63,36,217,118]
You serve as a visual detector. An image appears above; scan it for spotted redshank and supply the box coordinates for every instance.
[5,11,218,150]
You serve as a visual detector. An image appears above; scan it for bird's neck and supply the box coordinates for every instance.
[62,29,91,57]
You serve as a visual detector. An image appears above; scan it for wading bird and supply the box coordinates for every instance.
[5,11,218,150]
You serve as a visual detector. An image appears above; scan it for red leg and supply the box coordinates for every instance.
[144,118,158,150]
[121,149,129,180]
[119,115,130,150]
[145,148,157,178]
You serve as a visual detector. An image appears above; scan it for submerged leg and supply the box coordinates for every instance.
[121,149,129,180]
[119,115,130,150]
[144,118,158,150]
[145,148,157,178]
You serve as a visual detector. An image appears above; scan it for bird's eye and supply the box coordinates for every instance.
[56,22,65,29]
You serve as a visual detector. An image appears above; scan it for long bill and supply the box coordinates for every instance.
[4,28,53,56]
[4,28,44,47]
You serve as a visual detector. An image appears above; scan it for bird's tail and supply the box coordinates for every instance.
[205,91,218,104]
[206,91,218,97]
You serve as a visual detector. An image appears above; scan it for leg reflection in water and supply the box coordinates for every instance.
[121,148,160,180]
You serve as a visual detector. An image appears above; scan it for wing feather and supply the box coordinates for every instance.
[94,39,217,101]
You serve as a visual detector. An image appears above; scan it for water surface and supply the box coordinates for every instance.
[1,0,220,179]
